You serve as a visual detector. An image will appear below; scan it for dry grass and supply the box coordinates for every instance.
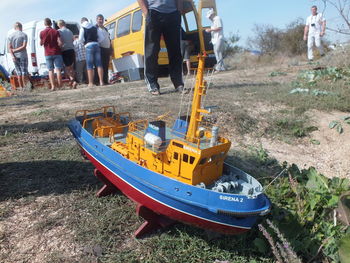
[0,48,350,262]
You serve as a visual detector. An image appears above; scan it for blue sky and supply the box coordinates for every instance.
[0,0,349,51]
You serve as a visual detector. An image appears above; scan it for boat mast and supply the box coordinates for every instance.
[185,2,210,143]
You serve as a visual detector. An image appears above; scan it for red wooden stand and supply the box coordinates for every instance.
[93,168,176,238]
[135,204,176,238]
[94,169,120,197]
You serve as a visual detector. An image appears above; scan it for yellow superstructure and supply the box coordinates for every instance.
[78,0,227,187]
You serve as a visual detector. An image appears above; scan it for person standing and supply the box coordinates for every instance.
[58,20,77,89]
[181,27,192,76]
[73,35,87,84]
[78,17,104,87]
[96,14,111,85]
[137,0,184,95]
[304,5,326,61]
[206,9,226,72]
[8,22,29,90]
[40,18,64,90]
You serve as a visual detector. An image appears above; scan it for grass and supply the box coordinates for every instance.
[1,53,350,262]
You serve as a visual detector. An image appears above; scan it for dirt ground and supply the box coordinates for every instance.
[0,60,349,262]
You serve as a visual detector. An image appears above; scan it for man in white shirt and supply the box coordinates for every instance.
[206,9,226,72]
[303,5,326,61]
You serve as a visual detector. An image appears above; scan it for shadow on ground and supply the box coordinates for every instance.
[0,119,68,134]
[0,160,99,201]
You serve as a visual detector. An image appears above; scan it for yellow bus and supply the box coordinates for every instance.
[104,0,218,72]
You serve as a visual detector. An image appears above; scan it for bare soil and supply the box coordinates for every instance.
[0,60,349,262]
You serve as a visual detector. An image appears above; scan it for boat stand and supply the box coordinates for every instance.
[94,169,120,197]
[135,204,176,238]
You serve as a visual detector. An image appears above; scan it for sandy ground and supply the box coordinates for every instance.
[1,60,349,262]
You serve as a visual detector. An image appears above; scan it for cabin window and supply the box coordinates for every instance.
[107,22,116,40]
[172,142,183,148]
[117,14,131,37]
[183,154,189,163]
[174,152,179,160]
[132,10,142,32]
[189,156,195,164]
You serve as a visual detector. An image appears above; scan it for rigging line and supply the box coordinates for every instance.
[178,73,191,119]
[185,70,197,124]
[262,168,287,193]
[202,68,215,108]
[185,75,196,122]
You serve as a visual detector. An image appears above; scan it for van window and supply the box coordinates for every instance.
[66,24,80,35]
[117,14,131,37]
[107,22,116,40]
[132,10,142,32]
[66,23,79,36]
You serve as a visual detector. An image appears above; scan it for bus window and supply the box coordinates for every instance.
[117,14,131,37]
[201,8,213,28]
[184,11,197,32]
[107,22,116,40]
[132,10,142,32]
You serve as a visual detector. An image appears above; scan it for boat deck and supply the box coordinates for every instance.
[83,118,218,151]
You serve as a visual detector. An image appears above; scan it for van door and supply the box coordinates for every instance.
[4,31,16,75]
[35,21,48,75]
[23,21,38,75]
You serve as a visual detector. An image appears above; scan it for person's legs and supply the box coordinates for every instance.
[144,10,162,92]
[185,60,191,75]
[314,34,324,56]
[53,55,64,88]
[48,70,56,90]
[21,58,29,88]
[93,44,104,86]
[214,39,225,71]
[162,11,183,89]
[307,35,315,60]
[75,60,84,83]
[45,56,56,90]
[100,47,110,84]
[13,58,24,89]
[85,45,95,87]
[62,50,77,88]
[87,70,94,87]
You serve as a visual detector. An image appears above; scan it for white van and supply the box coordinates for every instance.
[0,20,80,76]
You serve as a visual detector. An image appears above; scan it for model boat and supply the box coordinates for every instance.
[68,15,270,237]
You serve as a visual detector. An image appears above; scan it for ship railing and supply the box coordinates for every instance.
[75,105,116,120]
[170,129,229,149]
[128,119,149,137]
[107,124,130,143]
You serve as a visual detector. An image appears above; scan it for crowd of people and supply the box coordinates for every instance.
[8,14,112,91]
[7,1,326,95]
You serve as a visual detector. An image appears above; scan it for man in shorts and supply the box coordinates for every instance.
[8,22,29,89]
[40,18,63,91]
[58,20,77,88]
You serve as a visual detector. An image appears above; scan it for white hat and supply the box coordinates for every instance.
[206,9,215,19]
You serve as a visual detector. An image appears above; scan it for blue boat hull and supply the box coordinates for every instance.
[69,119,271,234]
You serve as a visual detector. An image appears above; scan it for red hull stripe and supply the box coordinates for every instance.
[82,147,249,234]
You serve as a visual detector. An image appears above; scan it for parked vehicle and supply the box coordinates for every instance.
[105,0,218,72]
[0,20,79,76]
